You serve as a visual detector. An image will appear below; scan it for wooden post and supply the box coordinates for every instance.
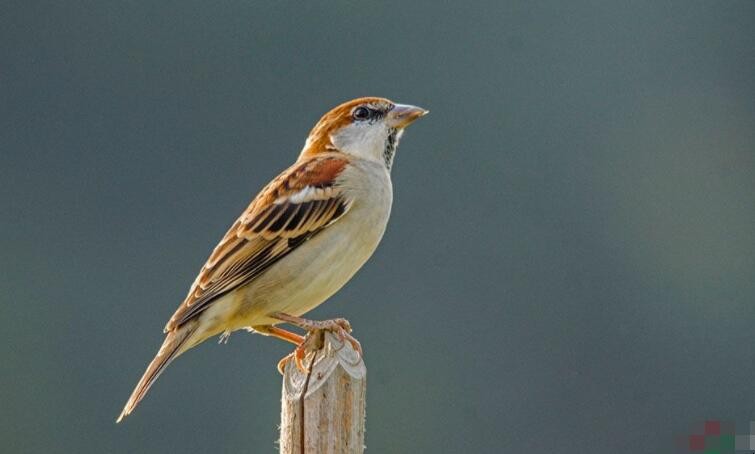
[279,331,367,454]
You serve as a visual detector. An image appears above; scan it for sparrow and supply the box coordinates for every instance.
[117,97,427,422]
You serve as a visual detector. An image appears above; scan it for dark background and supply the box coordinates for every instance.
[2,1,754,452]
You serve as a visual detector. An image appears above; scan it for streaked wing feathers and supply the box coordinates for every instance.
[164,154,351,332]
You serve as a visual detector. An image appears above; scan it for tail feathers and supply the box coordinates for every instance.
[116,323,197,423]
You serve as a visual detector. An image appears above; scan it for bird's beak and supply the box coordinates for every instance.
[387,104,429,129]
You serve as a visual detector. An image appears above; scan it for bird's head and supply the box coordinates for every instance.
[300,97,428,170]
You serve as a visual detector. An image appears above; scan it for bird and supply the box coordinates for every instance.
[116,97,427,422]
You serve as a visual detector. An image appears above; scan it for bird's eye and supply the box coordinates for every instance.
[353,107,371,121]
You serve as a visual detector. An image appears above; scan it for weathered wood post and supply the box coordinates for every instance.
[279,331,367,454]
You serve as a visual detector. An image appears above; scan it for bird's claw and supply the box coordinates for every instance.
[276,345,310,375]
[276,319,362,375]
[277,330,323,374]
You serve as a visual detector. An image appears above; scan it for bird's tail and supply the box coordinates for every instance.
[116,322,197,423]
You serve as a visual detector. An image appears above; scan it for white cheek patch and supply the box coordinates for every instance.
[331,122,389,163]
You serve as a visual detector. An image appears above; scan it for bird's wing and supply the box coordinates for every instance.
[164,153,353,332]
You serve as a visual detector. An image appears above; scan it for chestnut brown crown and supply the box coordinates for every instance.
[300,97,427,164]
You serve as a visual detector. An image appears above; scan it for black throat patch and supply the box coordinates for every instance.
[383,128,398,170]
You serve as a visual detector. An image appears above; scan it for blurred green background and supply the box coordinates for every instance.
[2,1,754,453]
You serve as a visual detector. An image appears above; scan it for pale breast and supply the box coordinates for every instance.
[209,160,393,330]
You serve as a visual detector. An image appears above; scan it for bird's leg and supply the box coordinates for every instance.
[251,325,305,345]
[270,312,362,354]
[269,312,363,372]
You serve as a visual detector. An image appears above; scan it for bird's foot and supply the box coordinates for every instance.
[271,312,362,374]
[276,329,324,374]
